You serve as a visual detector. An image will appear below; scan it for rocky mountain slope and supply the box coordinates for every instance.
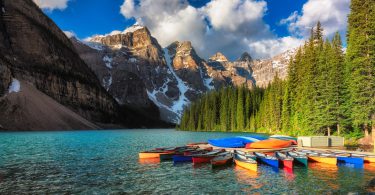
[252,49,295,87]
[0,80,99,130]
[0,0,167,130]
[75,25,296,123]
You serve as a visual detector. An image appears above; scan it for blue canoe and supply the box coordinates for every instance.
[337,156,364,165]
[173,155,192,163]
[254,152,279,168]
[208,135,267,148]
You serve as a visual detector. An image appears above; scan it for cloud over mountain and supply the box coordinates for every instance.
[120,0,303,60]
[33,0,70,10]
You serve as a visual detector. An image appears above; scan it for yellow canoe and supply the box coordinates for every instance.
[234,159,257,172]
[364,157,375,163]
[139,151,172,159]
[308,156,337,165]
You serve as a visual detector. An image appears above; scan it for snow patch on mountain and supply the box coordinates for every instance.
[204,78,214,90]
[123,25,144,34]
[102,74,112,91]
[198,66,214,90]
[163,48,191,119]
[8,78,20,93]
[83,41,104,51]
[129,57,137,63]
[103,55,113,69]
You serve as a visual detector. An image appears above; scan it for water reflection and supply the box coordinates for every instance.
[309,162,339,190]
[234,165,262,193]
[364,163,375,171]
[337,162,364,169]
[283,167,295,181]
[139,158,160,165]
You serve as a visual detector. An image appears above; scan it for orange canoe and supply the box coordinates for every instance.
[139,151,174,159]
[245,139,293,149]
[308,156,337,165]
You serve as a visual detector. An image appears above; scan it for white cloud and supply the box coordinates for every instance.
[281,0,350,38]
[63,30,75,38]
[204,0,267,33]
[247,36,304,59]
[33,0,70,10]
[117,0,304,59]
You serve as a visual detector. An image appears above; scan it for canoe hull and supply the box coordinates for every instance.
[364,157,375,163]
[308,156,337,165]
[294,157,308,167]
[258,157,279,168]
[139,152,171,159]
[281,159,293,169]
[211,158,233,168]
[173,155,192,163]
[246,139,293,149]
[337,156,364,165]
[192,156,215,164]
[159,153,175,161]
[234,159,257,172]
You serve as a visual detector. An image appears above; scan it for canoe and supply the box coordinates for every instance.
[234,153,257,172]
[307,154,337,165]
[234,150,257,160]
[275,152,294,169]
[246,139,294,149]
[336,156,364,165]
[208,135,267,148]
[365,156,375,163]
[254,152,279,168]
[159,147,199,161]
[159,153,176,161]
[325,152,364,165]
[211,153,233,168]
[139,152,172,159]
[173,148,213,163]
[192,150,225,164]
[141,145,193,159]
[173,155,193,163]
[287,151,308,167]
[350,153,375,163]
[184,147,213,155]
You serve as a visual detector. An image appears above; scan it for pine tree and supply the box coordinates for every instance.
[346,0,375,137]
[219,88,229,131]
[245,90,251,130]
[236,86,245,131]
[331,32,348,135]
[229,87,237,131]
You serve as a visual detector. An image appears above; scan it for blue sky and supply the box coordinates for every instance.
[36,0,350,59]
[45,0,307,39]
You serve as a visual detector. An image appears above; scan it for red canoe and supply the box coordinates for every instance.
[192,149,225,164]
[275,152,294,169]
[193,156,216,164]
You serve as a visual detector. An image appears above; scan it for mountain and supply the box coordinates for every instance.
[252,49,296,87]
[0,0,167,130]
[75,25,296,123]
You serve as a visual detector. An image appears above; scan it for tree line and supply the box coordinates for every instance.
[178,0,374,138]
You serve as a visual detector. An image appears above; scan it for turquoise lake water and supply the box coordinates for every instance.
[0,129,374,194]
